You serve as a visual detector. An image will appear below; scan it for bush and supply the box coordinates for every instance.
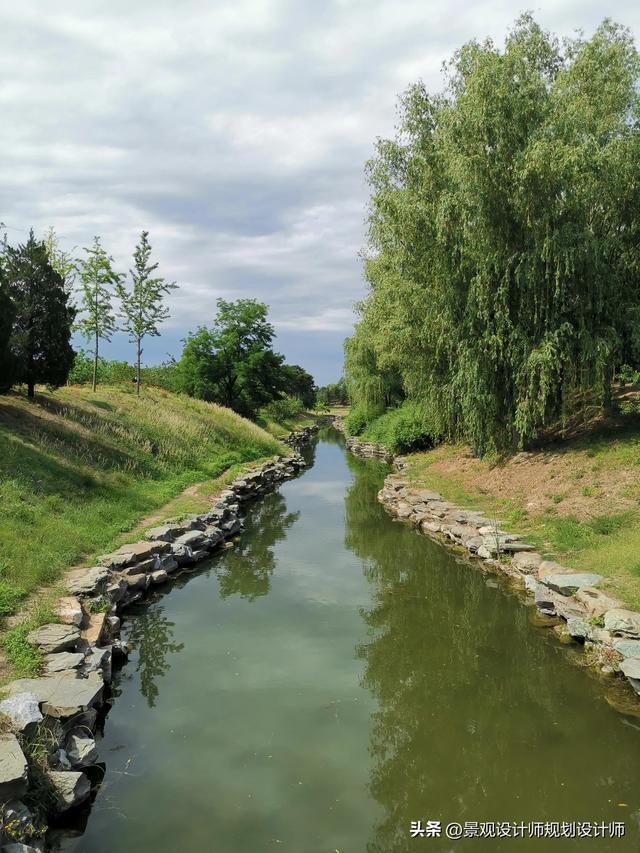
[362,401,438,454]
[345,404,378,436]
[262,395,304,423]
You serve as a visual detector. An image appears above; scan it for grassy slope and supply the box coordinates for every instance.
[402,414,640,610]
[0,385,283,618]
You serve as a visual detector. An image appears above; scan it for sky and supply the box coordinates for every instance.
[1,1,639,385]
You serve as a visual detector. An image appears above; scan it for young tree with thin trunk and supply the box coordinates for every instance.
[44,226,77,297]
[116,231,176,396]
[76,236,121,392]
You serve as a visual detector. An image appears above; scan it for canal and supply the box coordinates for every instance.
[53,429,640,851]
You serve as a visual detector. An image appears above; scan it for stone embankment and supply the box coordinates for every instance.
[283,424,321,449]
[330,416,393,462]
[0,446,311,850]
[378,472,640,705]
[333,415,640,709]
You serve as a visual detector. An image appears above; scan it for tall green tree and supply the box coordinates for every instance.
[0,271,16,393]
[4,231,76,398]
[348,16,640,454]
[76,237,121,392]
[178,299,285,417]
[281,364,316,408]
[116,231,176,396]
[43,226,77,296]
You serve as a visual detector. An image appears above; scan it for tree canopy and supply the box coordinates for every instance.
[3,232,76,397]
[346,16,640,454]
[178,299,288,418]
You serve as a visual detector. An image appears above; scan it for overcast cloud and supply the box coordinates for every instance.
[1,0,639,383]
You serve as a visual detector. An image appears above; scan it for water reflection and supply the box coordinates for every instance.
[119,603,184,708]
[343,445,640,852]
[216,492,300,600]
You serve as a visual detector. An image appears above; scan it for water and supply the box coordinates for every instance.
[53,430,640,852]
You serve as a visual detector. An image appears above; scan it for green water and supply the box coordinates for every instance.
[53,430,640,852]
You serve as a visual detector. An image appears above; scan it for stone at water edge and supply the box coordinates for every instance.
[612,639,640,658]
[43,652,85,675]
[65,566,111,596]
[538,560,573,578]
[54,596,84,627]
[604,609,640,639]
[541,573,604,596]
[576,587,624,618]
[26,623,80,654]
[81,612,107,646]
[7,674,103,719]
[566,618,590,640]
[0,733,28,800]
[0,692,42,732]
[65,733,98,768]
[620,658,640,688]
[512,551,543,574]
[46,770,91,813]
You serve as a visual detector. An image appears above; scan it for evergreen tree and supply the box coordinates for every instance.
[76,236,121,391]
[0,268,16,393]
[116,231,176,396]
[4,231,76,398]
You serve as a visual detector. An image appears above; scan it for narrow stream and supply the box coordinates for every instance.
[53,429,640,851]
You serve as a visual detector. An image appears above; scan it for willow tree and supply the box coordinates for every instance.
[348,16,640,454]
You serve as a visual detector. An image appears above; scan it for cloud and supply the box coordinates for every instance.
[1,0,639,383]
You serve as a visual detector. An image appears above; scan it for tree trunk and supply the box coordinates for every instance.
[93,330,98,393]
[136,341,141,397]
[27,382,35,399]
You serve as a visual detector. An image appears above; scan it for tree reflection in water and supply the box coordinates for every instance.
[124,604,185,708]
[216,491,300,600]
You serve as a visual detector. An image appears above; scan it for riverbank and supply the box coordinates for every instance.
[334,416,640,712]
[0,423,320,849]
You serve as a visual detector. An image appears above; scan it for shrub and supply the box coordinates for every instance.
[362,401,438,453]
[345,405,378,436]
[262,395,304,423]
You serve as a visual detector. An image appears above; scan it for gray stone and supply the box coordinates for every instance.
[173,530,205,548]
[66,566,111,596]
[604,609,640,638]
[26,623,79,654]
[65,733,98,768]
[534,583,557,614]
[2,844,42,853]
[100,540,170,568]
[500,541,536,553]
[477,545,492,560]
[421,521,441,534]
[620,658,640,680]
[151,569,168,584]
[576,587,624,618]
[43,652,85,675]
[0,734,28,800]
[145,523,187,541]
[120,557,157,576]
[538,560,571,577]
[541,573,604,596]
[0,693,42,732]
[54,596,84,627]
[566,618,590,640]
[612,638,640,658]
[46,770,91,813]
[7,674,103,718]
[512,551,543,574]
[157,555,178,573]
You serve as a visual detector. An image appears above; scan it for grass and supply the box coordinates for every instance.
[257,410,321,440]
[0,385,284,624]
[403,416,640,610]
[2,601,57,678]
